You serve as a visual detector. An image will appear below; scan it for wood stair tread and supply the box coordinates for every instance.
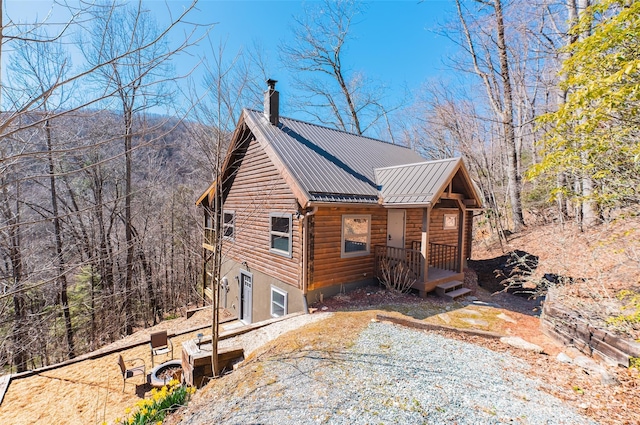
[436,280,463,291]
[443,287,472,300]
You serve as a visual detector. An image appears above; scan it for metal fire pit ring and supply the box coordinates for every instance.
[149,360,182,388]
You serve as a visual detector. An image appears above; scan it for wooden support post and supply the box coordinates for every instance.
[458,209,464,273]
[456,199,466,273]
[421,207,430,287]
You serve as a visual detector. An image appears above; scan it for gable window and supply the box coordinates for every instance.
[341,214,371,257]
[270,213,292,257]
[271,286,288,317]
[223,211,235,240]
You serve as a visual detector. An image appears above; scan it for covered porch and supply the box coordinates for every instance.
[373,158,482,297]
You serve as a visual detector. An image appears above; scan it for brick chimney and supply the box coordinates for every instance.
[264,79,279,126]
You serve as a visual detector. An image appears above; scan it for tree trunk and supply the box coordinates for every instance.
[555,0,580,221]
[3,181,28,372]
[494,0,525,232]
[124,108,134,335]
[45,118,75,359]
[575,0,599,227]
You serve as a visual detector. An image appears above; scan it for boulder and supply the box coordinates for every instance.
[500,336,544,353]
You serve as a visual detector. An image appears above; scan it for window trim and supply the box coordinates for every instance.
[341,214,371,258]
[223,210,235,240]
[269,212,293,258]
[270,286,288,318]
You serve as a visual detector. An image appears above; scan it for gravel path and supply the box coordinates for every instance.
[179,321,598,425]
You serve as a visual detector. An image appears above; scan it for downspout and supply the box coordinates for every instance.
[301,205,318,313]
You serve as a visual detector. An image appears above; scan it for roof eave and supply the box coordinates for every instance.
[380,202,433,208]
[306,201,380,208]
[195,180,216,206]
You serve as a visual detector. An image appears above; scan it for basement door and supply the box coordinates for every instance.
[239,270,252,324]
[387,209,406,249]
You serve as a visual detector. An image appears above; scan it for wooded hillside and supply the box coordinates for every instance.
[1,112,208,371]
[2,0,639,375]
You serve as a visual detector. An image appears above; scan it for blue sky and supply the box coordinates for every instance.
[192,1,456,83]
[4,0,458,120]
[184,0,457,115]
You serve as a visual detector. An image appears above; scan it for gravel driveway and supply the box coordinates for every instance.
[178,320,597,425]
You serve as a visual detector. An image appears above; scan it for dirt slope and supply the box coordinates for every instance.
[472,217,640,340]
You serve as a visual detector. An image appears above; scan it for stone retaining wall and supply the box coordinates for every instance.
[541,292,640,367]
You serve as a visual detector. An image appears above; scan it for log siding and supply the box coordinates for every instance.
[307,205,474,291]
[308,206,386,291]
[221,137,302,289]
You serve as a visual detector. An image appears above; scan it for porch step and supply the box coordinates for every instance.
[442,287,472,301]
[435,280,471,300]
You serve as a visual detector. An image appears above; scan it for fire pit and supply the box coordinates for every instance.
[149,360,182,388]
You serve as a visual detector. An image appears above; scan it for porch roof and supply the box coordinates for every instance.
[375,158,468,206]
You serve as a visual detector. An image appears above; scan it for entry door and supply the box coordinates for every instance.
[387,209,406,249]
[239,270,252,324]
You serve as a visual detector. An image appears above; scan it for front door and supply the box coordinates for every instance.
[387,209,405,249]
[239,270,252,324]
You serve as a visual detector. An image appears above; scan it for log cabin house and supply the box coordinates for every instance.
[196,81,482,323]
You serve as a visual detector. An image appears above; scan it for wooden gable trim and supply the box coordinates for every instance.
[440,192,465,201]
[432,158,483,208]
[243,111,312,208]
[455,160,483,207]
[195,180,216,207]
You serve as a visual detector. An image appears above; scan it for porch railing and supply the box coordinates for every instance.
[374,245,423,281]
[429,242,459,272]
[411,241,459,272]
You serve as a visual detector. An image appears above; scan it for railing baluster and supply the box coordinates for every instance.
[429,242,458,272]
[374,245,423,284]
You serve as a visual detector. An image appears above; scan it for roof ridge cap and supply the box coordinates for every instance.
[375,157,460,172]
[244,108,412,148]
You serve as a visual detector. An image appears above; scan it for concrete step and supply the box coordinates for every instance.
[435,280,463,297]
[443,287,472,301]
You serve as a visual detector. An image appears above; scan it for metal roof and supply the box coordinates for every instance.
[375,158,461,205]
[244,109,425,203]
[239,109,482,208]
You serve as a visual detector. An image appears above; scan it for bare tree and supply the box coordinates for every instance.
[188,39,266,377]
[279,0,396,137]
[0,0,212,370]
[80,1,204,334]
[453,0,525,232]
[8,32,77,358]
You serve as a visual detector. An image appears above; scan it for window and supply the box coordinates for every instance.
[271,286,288,317]
[269,213,292,257]
[341,215,371,257]
[443,213,458,230]
[223,211,235,240]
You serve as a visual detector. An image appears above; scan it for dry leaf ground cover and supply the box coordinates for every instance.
[473,216,640,340]
[0,308,216,425]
